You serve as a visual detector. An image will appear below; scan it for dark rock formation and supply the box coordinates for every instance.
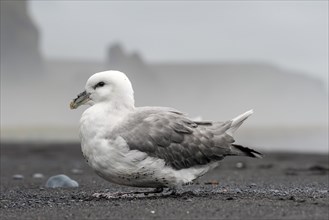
[0,0,44,78]
[107,43,150,74]
[106,43,161,106]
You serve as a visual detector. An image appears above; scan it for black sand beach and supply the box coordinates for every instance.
[0,143,328,220]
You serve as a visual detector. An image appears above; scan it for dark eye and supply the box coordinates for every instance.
[98,82,105,87]
[94,81,105,89]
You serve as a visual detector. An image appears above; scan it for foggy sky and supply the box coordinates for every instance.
[29,1,328,86]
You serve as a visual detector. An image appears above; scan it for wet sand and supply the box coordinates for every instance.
[0,143,328,219]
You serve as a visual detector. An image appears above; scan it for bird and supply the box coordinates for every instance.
[70,70,262,198]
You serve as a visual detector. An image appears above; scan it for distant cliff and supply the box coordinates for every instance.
[0,0,44,78]
[150,62,327,127]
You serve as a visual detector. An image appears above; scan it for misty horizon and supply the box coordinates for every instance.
[28,1,328,88]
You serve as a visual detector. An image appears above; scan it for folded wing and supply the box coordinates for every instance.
[111,107,241,170]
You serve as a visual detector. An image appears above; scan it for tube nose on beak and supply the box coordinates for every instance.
[70,91,90,109]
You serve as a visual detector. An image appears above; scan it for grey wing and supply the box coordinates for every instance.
[114,107,235,170]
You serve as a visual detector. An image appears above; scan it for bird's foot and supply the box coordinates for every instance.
[92,192,136,199]
[92,187,164,199]
[164,187,177,195]
[143,187,164,195]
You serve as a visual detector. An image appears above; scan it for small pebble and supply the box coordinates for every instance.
[270,189,280,194]
[32,173,44,179]
[235,188,242,193]
[71,168,83,174]
[12,174,24,180]
[235,162,246,169]
[45,174,79,188]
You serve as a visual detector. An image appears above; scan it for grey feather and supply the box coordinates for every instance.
[111,107,238,170]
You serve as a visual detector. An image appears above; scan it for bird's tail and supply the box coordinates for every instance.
[226,109,254,136]
[225,110,262,158]
[230,144,263,158]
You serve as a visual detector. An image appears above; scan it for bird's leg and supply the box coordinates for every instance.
[143,187,164,195]
[126,187,164,195]
[165,187,177,195]
[92,187,164,199]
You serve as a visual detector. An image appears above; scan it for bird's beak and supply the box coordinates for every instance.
[70,91,91,109]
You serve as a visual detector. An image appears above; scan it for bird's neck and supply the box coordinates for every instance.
[107,96,135,113]
[81,99,134,127]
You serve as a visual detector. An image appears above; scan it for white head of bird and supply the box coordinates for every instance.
[70,70,135,111]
